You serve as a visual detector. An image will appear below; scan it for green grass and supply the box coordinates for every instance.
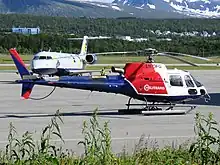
[95,55,185,64]
[1,53,220,71]
[1,53,220,64]
[0,109,220,164]
[0,54,32,64]
[208,56,220,63]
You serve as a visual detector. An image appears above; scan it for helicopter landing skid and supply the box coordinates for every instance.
[118,97,196,116]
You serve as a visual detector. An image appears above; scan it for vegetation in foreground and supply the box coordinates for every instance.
[0,109,220,164]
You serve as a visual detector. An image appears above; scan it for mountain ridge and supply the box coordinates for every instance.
[112,0,220,17]
[0,0,219,18]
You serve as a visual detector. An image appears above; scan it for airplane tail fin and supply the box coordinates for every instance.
[9,48,34,99]
[79,36,88,56]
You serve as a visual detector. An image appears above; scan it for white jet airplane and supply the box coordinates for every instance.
[30,36,103,76]
[30,36,132,76]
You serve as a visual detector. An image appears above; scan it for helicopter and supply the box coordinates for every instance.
[7,48,211,115]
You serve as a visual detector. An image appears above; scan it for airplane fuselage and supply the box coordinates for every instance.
[31,51,85,76]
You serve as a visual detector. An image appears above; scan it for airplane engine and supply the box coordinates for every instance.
[85,54,97,64]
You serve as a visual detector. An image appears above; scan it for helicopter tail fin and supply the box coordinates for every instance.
[9,48,31,78]
[9,48,34,99]
[21,83,34,99]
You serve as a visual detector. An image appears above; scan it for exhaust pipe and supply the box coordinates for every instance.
[111,66,124,74]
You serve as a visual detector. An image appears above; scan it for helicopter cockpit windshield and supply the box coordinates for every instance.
[190,74,203,87]
[169,74,203,88]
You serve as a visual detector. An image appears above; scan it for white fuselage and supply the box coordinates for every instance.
[165,69,207,97]
[30,51,85,75]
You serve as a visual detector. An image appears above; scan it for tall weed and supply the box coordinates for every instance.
[1,109,220,165]
[78,108,116,165]
[189,112,220,165]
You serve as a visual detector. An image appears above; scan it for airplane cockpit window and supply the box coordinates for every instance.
[169,75,183,86]
[190,75,203,87]
[33,56,52,60]
[184,75,195,87]
[33,56,39,60]
[39,56,47,60]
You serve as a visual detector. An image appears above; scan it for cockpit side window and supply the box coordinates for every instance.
[191,75,203,87]
[169,75,183,86]
[184,75,195,87]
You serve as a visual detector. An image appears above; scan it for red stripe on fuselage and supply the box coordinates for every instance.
[22,89,31,99]
[124,62,168,94]
[9,48,26,68]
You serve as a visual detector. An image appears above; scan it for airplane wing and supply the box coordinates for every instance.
[86,51,137,55]
[86,49,156,55]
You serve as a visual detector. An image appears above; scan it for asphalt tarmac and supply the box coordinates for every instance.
[0,70,219,155]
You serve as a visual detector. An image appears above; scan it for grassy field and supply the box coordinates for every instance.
[1,53,220,64]
[0,109,219,165]
[1,53,220,71]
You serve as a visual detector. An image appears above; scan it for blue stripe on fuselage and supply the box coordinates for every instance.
[11,54,30,77]
[16,75,203,103]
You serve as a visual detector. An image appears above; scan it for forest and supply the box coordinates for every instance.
[0,14,220,56]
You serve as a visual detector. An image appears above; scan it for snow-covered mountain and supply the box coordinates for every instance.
[0,0,219,18]
[112,0,220,17]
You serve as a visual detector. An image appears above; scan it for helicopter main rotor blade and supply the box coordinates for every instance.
[0,81,18,84]
[157,52,198,66]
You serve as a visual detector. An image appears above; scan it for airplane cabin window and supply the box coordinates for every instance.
[169,75,183,86]
[184,75,195,87]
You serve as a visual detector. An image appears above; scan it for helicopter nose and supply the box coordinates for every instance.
[200,87,211,102]
[200,88,206,95]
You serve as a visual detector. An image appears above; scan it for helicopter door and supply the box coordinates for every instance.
[184,75,197,95]
[169,75,184,95]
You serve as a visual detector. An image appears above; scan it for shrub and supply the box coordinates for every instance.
[189,112,220,165]
[0,109,220,165]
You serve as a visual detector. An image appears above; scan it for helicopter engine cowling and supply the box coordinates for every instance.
[85,54,97,64]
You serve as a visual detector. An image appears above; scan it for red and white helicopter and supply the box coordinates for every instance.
[7,48,211,115]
